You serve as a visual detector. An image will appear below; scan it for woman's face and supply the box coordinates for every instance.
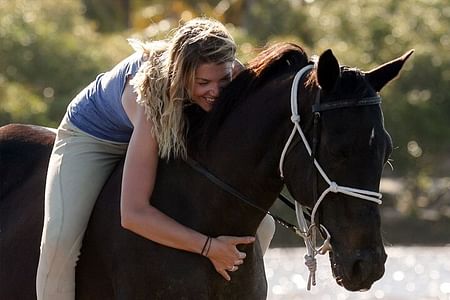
[191,62,233,112]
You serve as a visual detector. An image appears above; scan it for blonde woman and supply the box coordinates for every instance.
[36,17,274,300]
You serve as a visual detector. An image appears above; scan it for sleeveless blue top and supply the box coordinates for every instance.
[67,52,144,143]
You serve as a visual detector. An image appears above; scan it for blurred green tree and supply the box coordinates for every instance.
[1,0,448,178]
[82,0,131,32]
[0,0,131,126]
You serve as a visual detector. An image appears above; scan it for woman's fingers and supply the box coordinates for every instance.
[218,269,231,281]
[210,235,256,281]
[217,235,255,246]
[227,265,238,272]
[230,236,256,246]
[216,265,237,282]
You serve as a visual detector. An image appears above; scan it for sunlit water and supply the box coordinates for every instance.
[265,246,450,300]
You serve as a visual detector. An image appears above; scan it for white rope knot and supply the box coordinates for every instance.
[304,254,317,290]
[291,115,301,123]
[304,254,317,272]
[330,181,339,193]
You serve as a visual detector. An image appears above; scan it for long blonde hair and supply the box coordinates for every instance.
[131,18,236,159]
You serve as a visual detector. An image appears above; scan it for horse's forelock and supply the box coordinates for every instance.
[337,67,377,101]
[307,66,377,103]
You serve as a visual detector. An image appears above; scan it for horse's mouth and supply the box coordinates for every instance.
[329,251,380,292]
[330,253,346,288]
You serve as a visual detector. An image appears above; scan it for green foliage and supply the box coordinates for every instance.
[1,0,448,177]
[0,80,48,124]
[0,0,131,126]
[82,0,130,32]
[237,0,450,177]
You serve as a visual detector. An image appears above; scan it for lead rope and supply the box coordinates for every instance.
[279,64,383,290]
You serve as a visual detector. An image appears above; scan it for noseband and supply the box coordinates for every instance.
[279,63,383,290]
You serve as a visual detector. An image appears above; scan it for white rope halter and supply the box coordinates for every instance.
[278,64,383,290]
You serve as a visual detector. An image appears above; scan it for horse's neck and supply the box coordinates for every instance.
[198,87,291,211]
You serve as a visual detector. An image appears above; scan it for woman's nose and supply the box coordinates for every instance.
[209,84,220,97]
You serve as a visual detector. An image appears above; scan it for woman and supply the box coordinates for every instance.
[37,17,274,300]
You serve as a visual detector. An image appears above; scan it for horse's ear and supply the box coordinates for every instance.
[317,49,340,92]
[365,49,414,92]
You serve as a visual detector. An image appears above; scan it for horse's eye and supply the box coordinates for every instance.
[327,141,353,159]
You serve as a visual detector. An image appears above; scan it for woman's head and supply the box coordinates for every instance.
[132,17,237,159]
[167,18,237,110]
[190,61,234,111]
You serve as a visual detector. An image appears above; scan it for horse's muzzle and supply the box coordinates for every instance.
[330,246,387,291]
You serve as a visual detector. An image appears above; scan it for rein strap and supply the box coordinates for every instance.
[185,158,303,236]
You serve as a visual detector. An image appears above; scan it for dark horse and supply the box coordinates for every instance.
[0,43,412,299]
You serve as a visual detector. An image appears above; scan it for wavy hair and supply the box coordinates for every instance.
[130,18,236,159]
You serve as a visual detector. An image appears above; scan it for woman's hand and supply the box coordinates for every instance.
[206,235,255,281]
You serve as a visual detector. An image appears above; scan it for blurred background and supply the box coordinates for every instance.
[1,0,449,246]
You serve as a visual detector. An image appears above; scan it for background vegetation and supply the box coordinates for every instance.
[1,0,449,244]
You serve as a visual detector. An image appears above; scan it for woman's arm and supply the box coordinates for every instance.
[121,81,254,280]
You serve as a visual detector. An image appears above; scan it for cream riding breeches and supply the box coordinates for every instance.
[36,118,127,300]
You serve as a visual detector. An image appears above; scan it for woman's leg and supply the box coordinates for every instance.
[256,214,276,255]
[36,119,127,300]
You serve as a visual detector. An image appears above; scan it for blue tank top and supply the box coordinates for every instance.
[67,52,143,143]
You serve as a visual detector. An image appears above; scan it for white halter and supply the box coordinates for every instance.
[278,64,383,290]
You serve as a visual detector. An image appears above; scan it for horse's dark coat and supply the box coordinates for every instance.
[0,125,54,299]
[0,43,412,299]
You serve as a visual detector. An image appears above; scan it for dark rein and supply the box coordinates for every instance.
[185,157,301,234]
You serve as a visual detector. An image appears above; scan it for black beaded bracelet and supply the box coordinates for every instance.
[201,236,211,256]
[204,236,212,257]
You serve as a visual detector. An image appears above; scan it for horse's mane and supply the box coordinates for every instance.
[212,42,309,125]
[186,42,309,153]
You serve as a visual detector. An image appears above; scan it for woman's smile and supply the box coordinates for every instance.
[191,62,233,111]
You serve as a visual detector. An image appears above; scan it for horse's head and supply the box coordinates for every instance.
[187,43,412,292]
[281,48,413,291]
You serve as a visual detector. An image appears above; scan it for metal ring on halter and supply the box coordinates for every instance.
[306,223,319,237]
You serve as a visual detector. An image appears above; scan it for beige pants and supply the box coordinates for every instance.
[36,117,275,300]
[36,118,128,300]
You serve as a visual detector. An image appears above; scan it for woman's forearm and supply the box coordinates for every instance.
[121,200,207,255]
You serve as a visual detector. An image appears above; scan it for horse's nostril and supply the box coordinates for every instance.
[344,251,385,291]
[352,259,365,281]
